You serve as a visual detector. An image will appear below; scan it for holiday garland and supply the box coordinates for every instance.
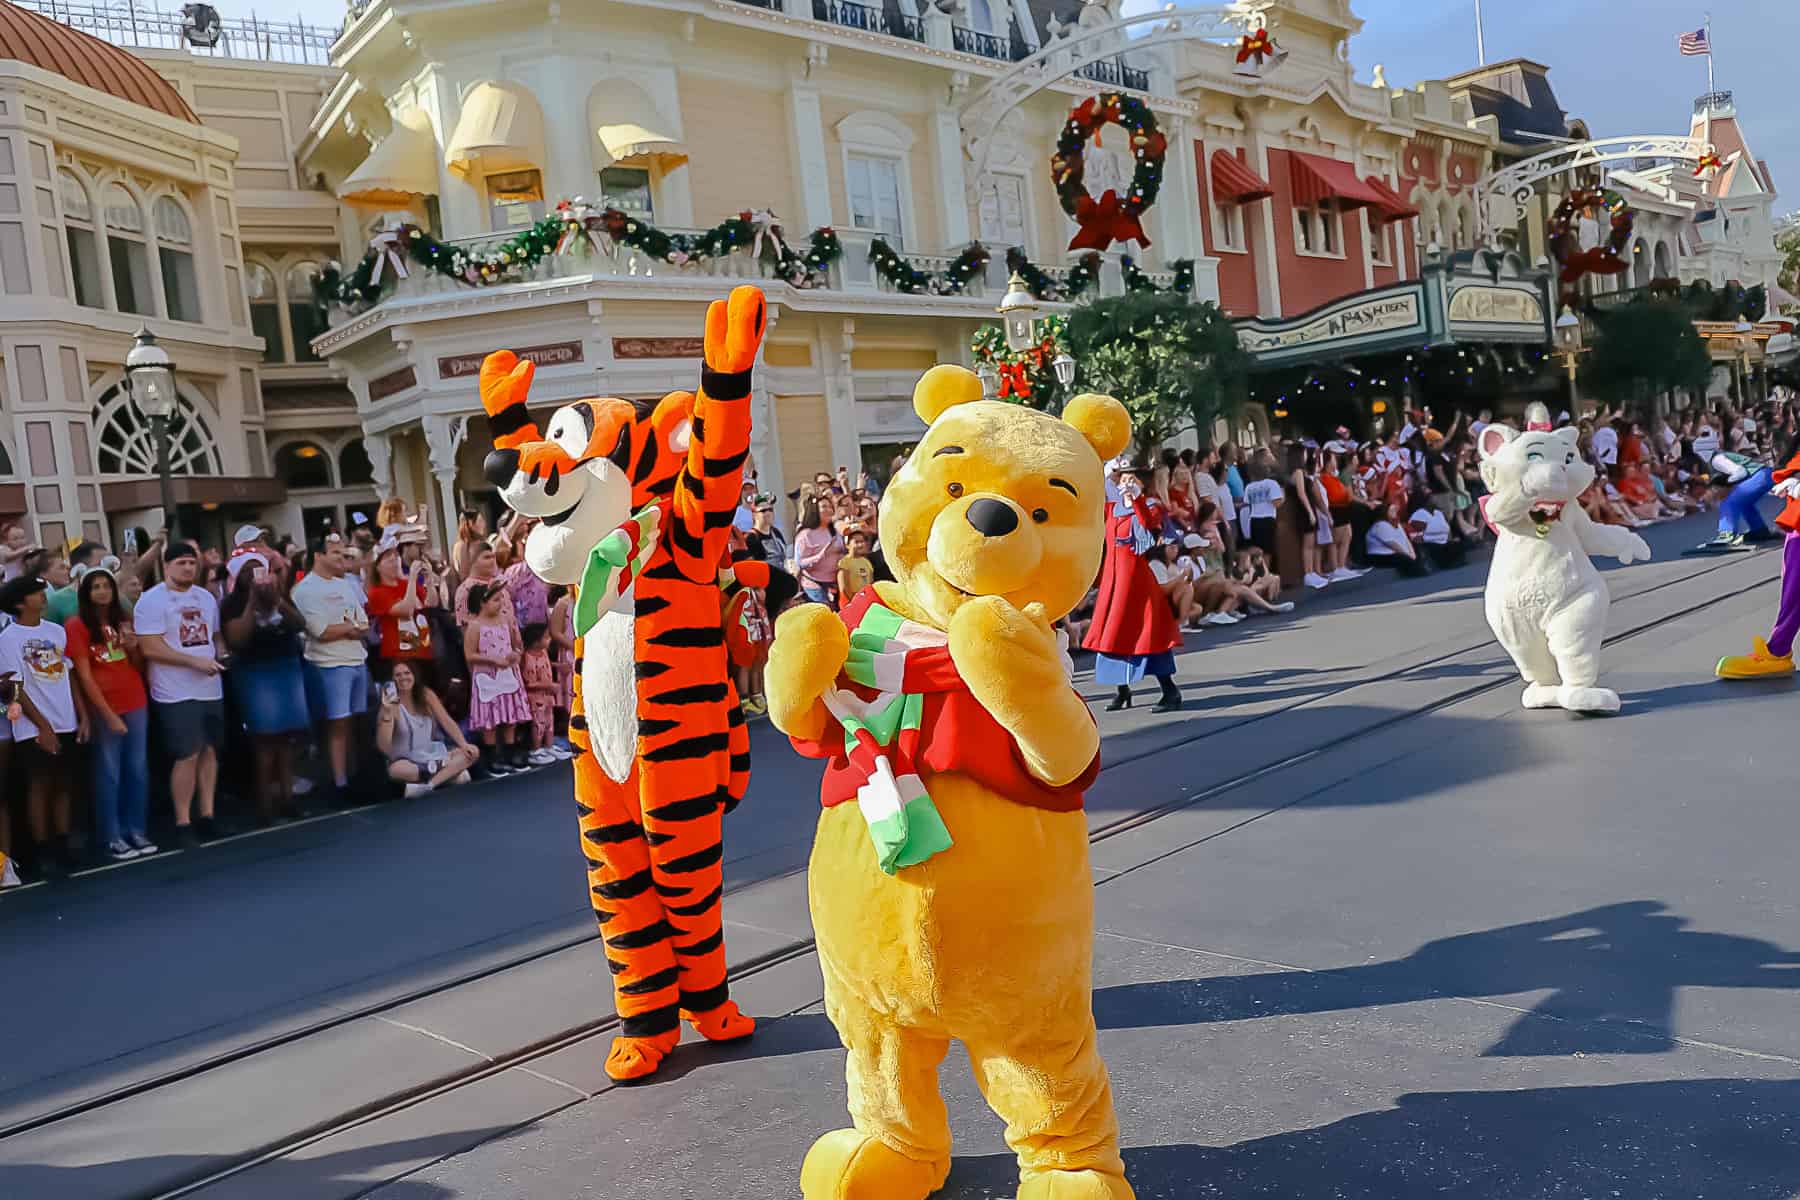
[1548,188,1633,301]
[313,202,846,311]
[1122,255,1195,296]
[1003,246,1102,302]
[971,314,1071,404]
[867,239,991,295]
[1052,91,1166,252]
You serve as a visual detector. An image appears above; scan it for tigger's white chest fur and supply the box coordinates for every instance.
[583,589,639,784]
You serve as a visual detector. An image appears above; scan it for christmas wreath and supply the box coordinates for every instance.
[971,314,1071,405]
[1549,188,1633,294]
[1052,91,1166,252]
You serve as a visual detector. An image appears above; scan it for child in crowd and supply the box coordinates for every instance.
[0,574,85,877]
[0,521,32,583]
[547,585,575,747]
[836,528,875,609]
[520,621,563,766]
[463,583,530,775]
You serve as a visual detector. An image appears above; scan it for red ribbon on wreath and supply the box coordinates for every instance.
[997,361,1032,400]
[1236,28,1274,64]
[1071,191,1150,252]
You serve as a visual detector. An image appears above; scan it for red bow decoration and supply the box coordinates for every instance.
[1693,152,1723,177]
[1557,247,1628,285]
[1069,190,1151,251]
[997,362,1032,399]
[1237,28,1274,63]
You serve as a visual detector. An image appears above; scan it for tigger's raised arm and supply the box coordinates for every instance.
[480,351,542,487]
[667,285,766,582]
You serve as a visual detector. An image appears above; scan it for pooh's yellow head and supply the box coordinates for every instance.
[879,364,1131,631]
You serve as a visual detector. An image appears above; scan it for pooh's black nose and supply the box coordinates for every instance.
[965,497,1019,538]
[484,449,520,488]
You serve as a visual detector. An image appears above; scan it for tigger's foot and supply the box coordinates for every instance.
[604,1030,680,1084]
[684,999,756,1043]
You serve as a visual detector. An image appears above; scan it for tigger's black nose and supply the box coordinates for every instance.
[484,449,519,488]
[965,497,1019,538]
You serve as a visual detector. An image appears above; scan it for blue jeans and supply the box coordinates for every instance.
[93,706,150,844]
[1721,468,1774,535]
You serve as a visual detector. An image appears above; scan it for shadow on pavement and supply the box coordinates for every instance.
[0,1127,510,1200]
[942,1078,1800,1199]
[1093,900,1800,1057]
[1087,702,1531,813]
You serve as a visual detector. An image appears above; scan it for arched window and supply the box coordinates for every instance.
[60,170,103,308]
[286,262,325,363]
[338,438,375,486]
[103,183,153,315]
[1654,240,1673,279]
[154,196,201,322]
[93,385,222,476]
[276,440,333,489]
[245,261,285,362]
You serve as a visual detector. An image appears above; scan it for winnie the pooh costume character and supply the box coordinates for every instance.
[766,365,1135,1200]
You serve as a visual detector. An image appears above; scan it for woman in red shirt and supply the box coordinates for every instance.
[66,567,155,859]
[365,540,438,685]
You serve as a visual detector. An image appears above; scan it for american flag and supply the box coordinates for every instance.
[1678,26,1711,55]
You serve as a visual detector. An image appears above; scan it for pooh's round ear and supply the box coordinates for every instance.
[913,364,985,425]
[1062,392,1132,462]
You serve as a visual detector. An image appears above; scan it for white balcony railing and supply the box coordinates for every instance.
[327,225,1187,324]
[15,0,337,64]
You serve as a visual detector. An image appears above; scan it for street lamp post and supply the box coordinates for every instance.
[994,272,1078,404]
[123,328,179,538]
[1555,307,1583,418]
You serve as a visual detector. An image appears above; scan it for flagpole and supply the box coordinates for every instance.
[1706,13,1715,96]
[1474,0,1486,65]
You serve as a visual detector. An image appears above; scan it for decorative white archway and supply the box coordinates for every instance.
[1476,136,1714,241]
[960,4,1261,187]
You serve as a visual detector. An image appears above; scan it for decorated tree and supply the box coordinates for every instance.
[1064,292,1250,454]
[1580,300,1714,413]
[1777,212,1800,312]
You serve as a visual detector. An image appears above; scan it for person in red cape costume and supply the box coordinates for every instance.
[1083,461,1181,712]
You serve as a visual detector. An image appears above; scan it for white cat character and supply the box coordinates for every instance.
[1478,422,1651,714]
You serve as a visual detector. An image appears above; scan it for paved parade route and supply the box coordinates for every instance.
[4,514,1798,1199]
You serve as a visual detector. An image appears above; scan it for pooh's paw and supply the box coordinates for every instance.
[1016,1168,1136,1200]
[767,604,851,734]
[800,1129,947,1200]
[704,285,767,374]
[949,596,1062,687]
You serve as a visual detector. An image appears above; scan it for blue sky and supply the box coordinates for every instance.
[1350,0,1797,210]
[277,0,1795,213]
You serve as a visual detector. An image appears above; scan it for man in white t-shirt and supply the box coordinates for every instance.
[293,535,371,803]
[1364,509,1430,576]
[134,541,226,844]
[0,574,86,875]
[1590,419,1620,467]
[1240,472,1284,548]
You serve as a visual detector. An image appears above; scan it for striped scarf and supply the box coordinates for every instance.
[574,502,664,637]
[821,599,959,875]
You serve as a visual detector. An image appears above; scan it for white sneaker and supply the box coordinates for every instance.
[527,748,558,766]
[1329,567,1365,581]
[1202,611,1238,626]
[1271,601,1296,613]
[550,745,575,760]
[404,782,434,799]
[105,839,140,862]
[291,778,315,796]
[1304,572,1331,589]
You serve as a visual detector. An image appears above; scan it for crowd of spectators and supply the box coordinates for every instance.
[0,506,582,887]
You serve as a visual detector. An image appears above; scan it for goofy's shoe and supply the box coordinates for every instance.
[1716,637,1796,680]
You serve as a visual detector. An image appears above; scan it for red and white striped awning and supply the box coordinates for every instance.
[1210,149,1273,205]
[1288,151,1388,211]
[1362,176,1420,224]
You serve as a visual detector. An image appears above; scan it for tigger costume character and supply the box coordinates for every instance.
[479,285,767,1082]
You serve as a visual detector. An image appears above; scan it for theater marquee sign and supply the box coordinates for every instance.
[1236,259,1553,371]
